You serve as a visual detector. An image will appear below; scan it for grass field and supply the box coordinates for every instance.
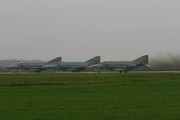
[0,73,180,119]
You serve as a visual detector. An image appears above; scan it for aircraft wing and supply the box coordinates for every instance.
[66,66,87,71]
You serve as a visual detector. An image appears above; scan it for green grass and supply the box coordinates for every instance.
[0,73,179,86]
[0,73,180,119]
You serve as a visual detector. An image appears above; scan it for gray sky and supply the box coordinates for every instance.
[0,0,180,61]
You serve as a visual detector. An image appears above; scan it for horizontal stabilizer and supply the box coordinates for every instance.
[144,64,151,67]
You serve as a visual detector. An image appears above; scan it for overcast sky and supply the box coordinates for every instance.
[0,0,180,61]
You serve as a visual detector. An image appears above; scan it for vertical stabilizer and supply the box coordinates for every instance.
[134,55,149,64]
[47,57,62,63]
[86,56,100,64]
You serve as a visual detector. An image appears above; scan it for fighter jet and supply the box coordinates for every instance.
[88,55,150,73]
[43,56,100,72]
[6,57,62,73]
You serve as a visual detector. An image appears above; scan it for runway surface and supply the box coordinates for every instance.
[1,71,180,74]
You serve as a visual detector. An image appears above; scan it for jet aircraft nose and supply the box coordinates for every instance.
[87,63,104,69]
[42,65,57,69]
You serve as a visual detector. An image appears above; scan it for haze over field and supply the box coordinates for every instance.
[0,0,180,62]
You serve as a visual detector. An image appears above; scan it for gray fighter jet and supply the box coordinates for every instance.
[43,56,100,72]
[88,55,150,73]
[6,57,62,73]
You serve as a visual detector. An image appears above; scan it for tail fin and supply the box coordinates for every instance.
[86,56,100,64]
[47,57,62,63]
[134,55,149,64]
